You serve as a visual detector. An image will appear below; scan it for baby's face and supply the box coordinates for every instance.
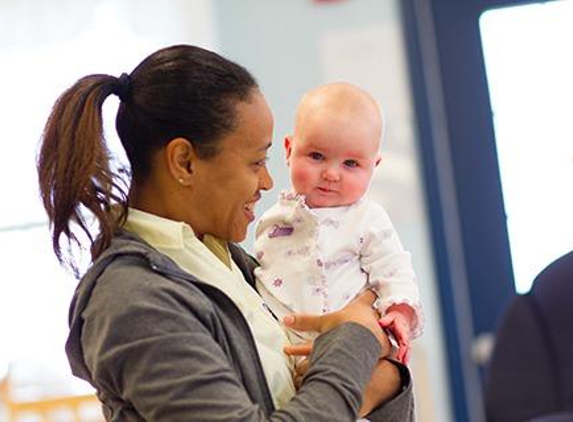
[286,111,381,208]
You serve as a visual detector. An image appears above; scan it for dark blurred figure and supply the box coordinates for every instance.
[486,250,573,421]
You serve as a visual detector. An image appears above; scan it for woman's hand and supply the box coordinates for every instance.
[283,292,404,414]
[283,290,391,355]
[284,338,403,413]
[283,341,313,390]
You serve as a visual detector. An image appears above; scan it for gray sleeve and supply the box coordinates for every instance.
[365,360,415,422]
[80,265,402,421]
[82,267,270,421]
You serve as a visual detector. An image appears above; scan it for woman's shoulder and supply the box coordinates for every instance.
[77,232,213,319]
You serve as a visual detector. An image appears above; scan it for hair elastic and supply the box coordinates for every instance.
[114,73,131,102]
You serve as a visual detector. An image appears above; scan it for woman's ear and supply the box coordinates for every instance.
[165,137,195,186]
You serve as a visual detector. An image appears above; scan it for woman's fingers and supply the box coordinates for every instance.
[283,289,379,333]
[294,373,304,389]
[284,342,313,357]
[293,356,310,389]
[295,357,310,376]
[283,289,388,358]
[283,313,324,333]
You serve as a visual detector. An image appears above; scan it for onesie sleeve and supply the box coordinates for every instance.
[359,203,424,338]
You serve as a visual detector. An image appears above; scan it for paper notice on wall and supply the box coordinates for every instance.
[320,23,412,117]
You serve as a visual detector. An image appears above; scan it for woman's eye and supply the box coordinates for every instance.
[344,160,359,168]
[254,157,269,167]
[309,152,323,161]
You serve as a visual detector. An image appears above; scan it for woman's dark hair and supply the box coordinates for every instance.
[37,44,258,274]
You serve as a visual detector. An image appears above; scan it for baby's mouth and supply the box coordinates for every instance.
[318,186,336,193]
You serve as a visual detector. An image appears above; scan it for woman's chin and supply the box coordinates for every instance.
[229,223,249,243]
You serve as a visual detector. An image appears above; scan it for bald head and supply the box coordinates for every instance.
[293,82,383,148]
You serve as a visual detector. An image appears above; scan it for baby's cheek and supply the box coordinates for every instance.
[291,167,314,192]
[345,174,370,201]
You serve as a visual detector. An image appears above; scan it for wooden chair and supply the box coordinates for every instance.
[0,373,103,422]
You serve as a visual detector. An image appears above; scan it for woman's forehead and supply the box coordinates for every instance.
[219,95,274,153]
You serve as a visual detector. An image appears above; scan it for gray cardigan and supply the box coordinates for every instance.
[66,232,414,421]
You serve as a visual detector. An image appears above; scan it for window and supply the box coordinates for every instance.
[480,0,573,292]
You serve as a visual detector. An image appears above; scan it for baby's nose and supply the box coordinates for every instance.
[322,167,340,182]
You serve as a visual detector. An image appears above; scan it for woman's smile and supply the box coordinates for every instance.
[244,196,261,222]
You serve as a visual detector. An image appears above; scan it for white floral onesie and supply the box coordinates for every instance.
[254,190,423,341]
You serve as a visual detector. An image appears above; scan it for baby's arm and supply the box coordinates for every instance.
[359,203,424,352]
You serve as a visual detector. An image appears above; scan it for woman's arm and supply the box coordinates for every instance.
[365,359,415,422]
[284,291,415,421]
[78,263,398,421]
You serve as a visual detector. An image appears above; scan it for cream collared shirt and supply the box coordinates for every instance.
[123,208,296,409]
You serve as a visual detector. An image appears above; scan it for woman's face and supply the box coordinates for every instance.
[189,91,274,242]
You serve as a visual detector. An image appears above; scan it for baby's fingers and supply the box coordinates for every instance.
[378,313,395,328]
[403,346,411,365]
[396,338,411,364]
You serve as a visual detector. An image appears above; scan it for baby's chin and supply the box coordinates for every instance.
[306,196,346,209]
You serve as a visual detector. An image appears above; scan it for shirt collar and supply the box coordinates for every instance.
[123,207,231,268]
[123,207,192,249]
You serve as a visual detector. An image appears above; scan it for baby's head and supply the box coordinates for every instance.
[285,82,382,208]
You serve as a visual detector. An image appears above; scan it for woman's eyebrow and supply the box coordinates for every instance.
[257,142,272,151]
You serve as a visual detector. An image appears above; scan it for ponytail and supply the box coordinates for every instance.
[38,75,128,275]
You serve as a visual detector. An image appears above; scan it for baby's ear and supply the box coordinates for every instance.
[284,135,293,165]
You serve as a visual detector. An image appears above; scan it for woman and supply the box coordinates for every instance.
[37,44,414,421]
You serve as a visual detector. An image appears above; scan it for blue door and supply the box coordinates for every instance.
[402,0,573,420]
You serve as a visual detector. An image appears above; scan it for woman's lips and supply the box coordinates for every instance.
[244,198,258,222]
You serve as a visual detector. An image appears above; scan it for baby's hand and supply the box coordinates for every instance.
[378,304,414,364]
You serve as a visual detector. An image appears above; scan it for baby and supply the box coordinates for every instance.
[254,82,423,363]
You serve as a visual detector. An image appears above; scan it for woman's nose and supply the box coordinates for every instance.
[259,165,274,191]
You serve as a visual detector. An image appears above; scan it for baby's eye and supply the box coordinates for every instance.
[309,152,323,161]
[344,159,359,168]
